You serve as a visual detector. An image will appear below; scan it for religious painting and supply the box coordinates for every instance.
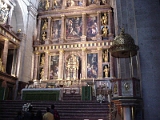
[87,53,98,78]
[66,17,82,39]
[51,20,61,43]
[67,0,83,7]
[49,55,59,79]
[86,16,98,40]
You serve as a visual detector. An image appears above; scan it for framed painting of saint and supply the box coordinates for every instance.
[86,16,98,40]
[49,55,59,79]
[66,17,82,39]
[51,20,61,42]
[87,53,98,78]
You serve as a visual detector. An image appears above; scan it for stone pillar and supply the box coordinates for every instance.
[2,40,9,72]
[46,17,51,44]
[44,51,49,81]
[37,18,41,42]
[97,47,103,79]
[60,15,65,43]
[58,49,64,80]
[62,0,66,9]
[81,13,87,41]
[83,0,86,6]
[49,0,53,10]
[81,48,87,79]
[108,10,114,39]
[11,49,17,77]
[33,52,39,82]
[96,11,102,41]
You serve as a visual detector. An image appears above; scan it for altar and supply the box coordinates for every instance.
[21,88,63,101]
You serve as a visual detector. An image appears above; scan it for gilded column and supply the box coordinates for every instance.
[46,17,51,44]
[58,49,64,80]
[81,48,87,79]
[108,10,114,39]
[44,51,49,81]
[33,52,39,82]
[81,13,87,41]
[2,40,9,72]
[96,11,102,40]
[37,18,41,42]
[60,15,65,43]
[97,47,103,79]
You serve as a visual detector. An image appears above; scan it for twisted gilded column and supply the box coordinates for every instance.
[97,47,103,78]
[96,11,102,40]
[58,49,64,80]
[108,10,114,39]
[33,52,39,82]
[60,15,65,43]
[44,51,49,81]
[2,39,9,72]
[81,48,87,79]
[81,13,87,41]
[46,17,51,44]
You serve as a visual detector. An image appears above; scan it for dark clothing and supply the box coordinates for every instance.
[23,111,34,120]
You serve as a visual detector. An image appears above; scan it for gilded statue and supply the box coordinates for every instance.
[42,20,48,30]
[53,0,58,7]
[101,13,107,25]
[40,54,45,65]
[103,65,109,78]
[40,68,44,80]
[45,0,50,10]
[42,32,46,41]
[103,50,108,62]
[102,26,108,37]
[0,58,4,72]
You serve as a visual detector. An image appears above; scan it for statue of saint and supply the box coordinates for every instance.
[0,58,4,72]
[103,65,109,78]
[103,50,108,62]
[42,32,46,41]
[45,0,50,10]
[40,54,45,65]
[42,20,48,30]
[40,68,44,80]
[102,26,108,37]
[101,13,107,25]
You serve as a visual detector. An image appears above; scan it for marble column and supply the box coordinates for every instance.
[44,51,49,81]
[46,17,51,44]
[108,10,114,39]
[11,49,17,77]
[62,0,66,9]
[81,48,87,79]
[49,0,53,10]
[58,49,64,80]
[96,11,102,40]
[33,52,39,82]
[97,47,103,79]
[37,18,41,42]
[81,13,87,41]
[2,40,9,72]
[60,15,65,43]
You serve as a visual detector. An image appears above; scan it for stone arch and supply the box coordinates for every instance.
[10,1,24,33]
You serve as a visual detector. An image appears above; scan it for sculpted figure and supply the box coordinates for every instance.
[102,26,108,37]
[42,20,48,30]
[40,54,45,65]
[103,65,109,78]
[101,13,107,25]
[42,32,46,41]
[103,50,108,62]
[0,58,4,72]
[45,0,50,10]
[40,68,44,80]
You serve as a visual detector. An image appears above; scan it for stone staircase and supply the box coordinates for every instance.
[0,93,110,120]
